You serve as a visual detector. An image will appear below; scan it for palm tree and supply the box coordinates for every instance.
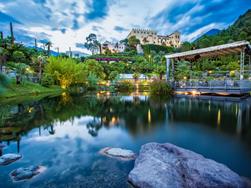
[45,41,52,56]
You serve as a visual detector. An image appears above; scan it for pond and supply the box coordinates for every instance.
[0,93,251,188]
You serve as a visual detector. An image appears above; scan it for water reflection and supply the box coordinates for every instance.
[0,94,251,184]
[1,95,251,150]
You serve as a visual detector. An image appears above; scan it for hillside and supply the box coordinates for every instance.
[193,9,251,48]
[194,29,221,41]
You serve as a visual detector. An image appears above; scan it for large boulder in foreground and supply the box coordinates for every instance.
[0,154,22,166]
[100,147,136,161]
[10,165,46,182]
[128,143,250,188]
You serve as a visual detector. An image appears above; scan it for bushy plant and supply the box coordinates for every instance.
[109,71,119,81]
[41,74,54,87]
[0,73,10,93]
[150,80,172,96]
[44,57,87,88]
[116,80,135,92]
[87,73,99,90]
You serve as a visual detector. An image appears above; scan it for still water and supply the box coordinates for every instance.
[0,93,251,188]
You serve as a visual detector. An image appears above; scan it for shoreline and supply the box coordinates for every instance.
[0,82,63,104]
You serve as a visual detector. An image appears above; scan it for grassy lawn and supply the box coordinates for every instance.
[0,80,63,100]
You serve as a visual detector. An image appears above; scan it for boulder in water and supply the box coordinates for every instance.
[100,147,136,160]
[128,143,250,188]
[10,165,46,182]
[0,154,22,165]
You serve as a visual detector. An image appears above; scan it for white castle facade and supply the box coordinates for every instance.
[127,29,181,48]
[101,41,126,54]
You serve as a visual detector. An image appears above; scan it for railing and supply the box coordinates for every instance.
[174,80,251,90]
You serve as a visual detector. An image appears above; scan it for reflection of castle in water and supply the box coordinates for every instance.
[0,95,251,154]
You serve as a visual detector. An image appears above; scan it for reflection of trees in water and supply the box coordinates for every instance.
[0,94,169,142]
[167,97,251,142]
[2,94,250,146]
[86,117,102,137]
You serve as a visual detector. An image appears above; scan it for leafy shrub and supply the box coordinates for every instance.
[0,73,10,93]
[150,80,172,96]
[87,73,99,90]
[41,74,54,87]
[116,80,135,92]
[45,57,87,88]
[109,71,119,81]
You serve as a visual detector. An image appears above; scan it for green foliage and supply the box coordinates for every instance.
[142,44,174,55]
[193,9,251,48]
[116,80,135,92]
[83,59,105,79]
[84,33,101,54]
[14,50,24,62]
[0,73,10,93]
[109,71,119,81]
[87,73,99,90]
[44,57,87,88]
[128,36,140,49]
[150,80,172,96]
[132,72,140,81]
[41,74,54,87]
[175,61,190,80]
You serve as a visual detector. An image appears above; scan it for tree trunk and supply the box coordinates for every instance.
[16,75,21,85]
[10,22,14,46]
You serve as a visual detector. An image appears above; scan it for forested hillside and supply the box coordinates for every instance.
[180,9,251,51]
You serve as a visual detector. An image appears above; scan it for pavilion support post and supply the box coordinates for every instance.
[249,55,251,74]
[171,59,175,81]
[240,49,245,80]
[166,58,171,81]
[171,59,175,88]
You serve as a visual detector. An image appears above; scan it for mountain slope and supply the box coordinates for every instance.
[203,29,221,37]
[194,29,221,41]
[194,9,251,48]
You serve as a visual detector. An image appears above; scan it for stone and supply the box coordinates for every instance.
[10,165,46,182]
[128,143,250,188]
[0,154,22,165]
[100,147,136,160]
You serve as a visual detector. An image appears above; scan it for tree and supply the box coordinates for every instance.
[128,36,140,49]
[12,51,25,63]
[45,57,87,88]
[0,73,10,93]
[133,72,140,82]
[45,41,52,56]
[109,71,119,81]
[153,52,166,80]
[84,33,101,55]
[10,22,15,46]
[83,59,105,79]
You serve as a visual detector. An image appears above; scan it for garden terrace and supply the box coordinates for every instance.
[165,41,251,96]
[88,54,136,62]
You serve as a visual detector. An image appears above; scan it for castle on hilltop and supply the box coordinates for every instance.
[127,28,181,48]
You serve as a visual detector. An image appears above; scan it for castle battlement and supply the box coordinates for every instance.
[127,28,181,48]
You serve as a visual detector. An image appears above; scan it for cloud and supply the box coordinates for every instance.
[147,0,251,41]
[0,0,250,52]
[84,0,109,21]
[75,43,85,49]
[114,26,128,33]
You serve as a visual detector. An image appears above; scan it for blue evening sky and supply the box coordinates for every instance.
[0,0,250,53]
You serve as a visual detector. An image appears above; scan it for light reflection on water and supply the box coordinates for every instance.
[0,94,251,188]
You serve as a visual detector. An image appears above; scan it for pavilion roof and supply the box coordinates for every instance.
[165,41,251,61]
